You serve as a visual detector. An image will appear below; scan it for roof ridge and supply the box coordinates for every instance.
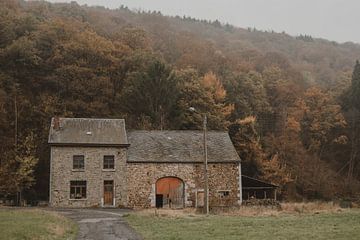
[127,130,229,133]
[53,117,125,121]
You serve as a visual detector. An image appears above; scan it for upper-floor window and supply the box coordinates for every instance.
[73,155,84,170]
[70,181,86,199]
[103,155,115,169]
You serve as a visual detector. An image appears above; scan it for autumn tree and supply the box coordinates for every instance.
[175,70,233,130]
[229,116,291,197]
[0,133,38,204]
[301,87,347,158]
[226,71,272,136]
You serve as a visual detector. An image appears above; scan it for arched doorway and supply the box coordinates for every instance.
[155,177,184,209]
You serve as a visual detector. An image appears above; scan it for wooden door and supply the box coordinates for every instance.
[197,191,204,207]
[104,180,114,206]
[156,177,184,209]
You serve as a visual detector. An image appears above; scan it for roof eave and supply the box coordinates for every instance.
[127,160,241,164]
[242,175,279,188]
[49,143,130,148]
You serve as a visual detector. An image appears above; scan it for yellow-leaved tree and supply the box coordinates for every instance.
[175,70,233,130]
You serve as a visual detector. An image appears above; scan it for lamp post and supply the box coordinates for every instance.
[189,107,209,215]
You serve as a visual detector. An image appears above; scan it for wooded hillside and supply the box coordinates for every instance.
[1,0,360,201]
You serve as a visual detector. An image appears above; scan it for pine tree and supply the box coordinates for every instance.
[350,60,360,110]
[346,61,360,184]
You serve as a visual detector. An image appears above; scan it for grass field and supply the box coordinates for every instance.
[0,208,77,240]
[126,209,360,240]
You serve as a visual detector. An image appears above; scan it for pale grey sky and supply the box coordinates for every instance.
[48,0,359,43]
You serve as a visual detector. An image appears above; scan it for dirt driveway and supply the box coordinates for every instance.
[55,208,143,240]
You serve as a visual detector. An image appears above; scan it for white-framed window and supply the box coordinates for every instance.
[70,181,87,199]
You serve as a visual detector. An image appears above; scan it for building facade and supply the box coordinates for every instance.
[49,118,242,209]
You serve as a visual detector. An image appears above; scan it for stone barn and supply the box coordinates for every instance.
[48,118,242,209]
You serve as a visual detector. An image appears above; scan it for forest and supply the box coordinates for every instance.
[0,0,360,202]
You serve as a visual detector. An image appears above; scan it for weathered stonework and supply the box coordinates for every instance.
[48,118,242,209]
[126,163,241,209]
[50,147,127,208]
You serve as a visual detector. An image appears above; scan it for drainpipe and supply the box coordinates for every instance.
[239,162,243,205]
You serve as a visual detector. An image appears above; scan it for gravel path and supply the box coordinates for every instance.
[55,208,143,240]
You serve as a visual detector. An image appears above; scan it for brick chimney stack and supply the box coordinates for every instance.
[53,116,60,130]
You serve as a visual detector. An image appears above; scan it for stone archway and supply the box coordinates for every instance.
[155,177,185,209]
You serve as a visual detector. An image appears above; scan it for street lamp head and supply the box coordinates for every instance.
[189,107,196,112]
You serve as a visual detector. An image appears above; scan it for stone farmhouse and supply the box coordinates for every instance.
[48,118,242,208]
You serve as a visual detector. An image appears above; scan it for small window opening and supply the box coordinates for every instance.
[217,190,230,198]
[73,155,84,170]
[103,155,115,169]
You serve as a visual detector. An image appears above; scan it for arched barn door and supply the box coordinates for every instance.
[155,177,184,209]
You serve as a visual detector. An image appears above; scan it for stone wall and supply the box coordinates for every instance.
[126,162,241,209]
[50,146,127,207]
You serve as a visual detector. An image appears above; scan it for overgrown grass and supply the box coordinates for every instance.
[0,208,77,240]
[126,209,360,240]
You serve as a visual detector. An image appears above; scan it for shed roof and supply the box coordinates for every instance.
[127,130,240,163]
[48,118,128,146]
[242,175,279,189]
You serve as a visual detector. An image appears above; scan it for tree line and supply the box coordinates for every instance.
[0,0,359,202]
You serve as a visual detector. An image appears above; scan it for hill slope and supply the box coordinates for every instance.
[0,0,359,201]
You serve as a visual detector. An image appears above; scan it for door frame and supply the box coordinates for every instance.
[103,180,115,207]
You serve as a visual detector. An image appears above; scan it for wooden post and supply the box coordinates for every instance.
[203,115,209,215]
[188,107,209,214]
[14,94,18,146]
[14,93,20,206]
[274,189,277,201]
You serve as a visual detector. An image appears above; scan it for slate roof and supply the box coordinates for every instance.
[127,130,240,163]
[48,118,128,146]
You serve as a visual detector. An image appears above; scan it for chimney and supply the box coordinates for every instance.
[53,116,60,130]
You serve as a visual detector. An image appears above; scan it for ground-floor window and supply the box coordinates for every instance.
[70,181,87,199]
[217,190,230,198]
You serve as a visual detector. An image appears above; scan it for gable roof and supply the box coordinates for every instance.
[48,118,128,146]
[127,130,240,163]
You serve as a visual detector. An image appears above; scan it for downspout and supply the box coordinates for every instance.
[49,147,53,206]
[239,162,243,205]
